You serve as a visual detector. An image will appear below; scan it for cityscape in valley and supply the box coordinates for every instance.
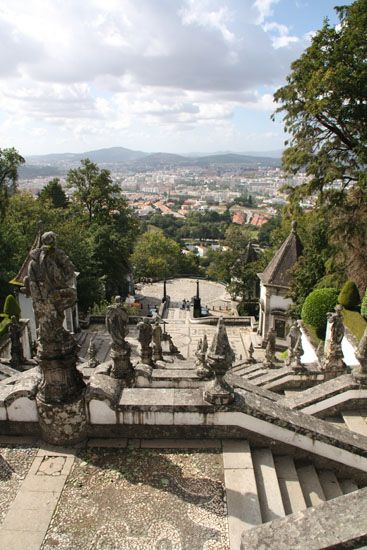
[1,1,367,549]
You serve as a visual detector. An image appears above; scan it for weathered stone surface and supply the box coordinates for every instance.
[241,487,367,550]
[86,371,123,408]
[36,396,87,445]
[225,373,281,402]
[203,318,235,405]
[278,374,357,410]
[106,297,134,382]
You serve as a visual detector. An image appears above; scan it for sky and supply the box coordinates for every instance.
[0,0,352,155]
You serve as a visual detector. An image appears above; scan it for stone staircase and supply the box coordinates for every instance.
[224,440,364,549]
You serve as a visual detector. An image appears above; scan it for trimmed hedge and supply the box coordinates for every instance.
[3,294,21,320]
[338,280,360,309]
[301,288,339,340]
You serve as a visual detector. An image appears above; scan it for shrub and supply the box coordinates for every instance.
[0,317,11,338]
[338,280,361,309]
[361,289,367,319]
[301,288,339,340]
[3,294,21,320]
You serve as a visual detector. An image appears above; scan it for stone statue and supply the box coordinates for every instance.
[137,317,153,366]
[264,328,276,368]
[322,305,346,377]
[87,338,99,369]
[354,325,367,384]
[195,334,210,379]
[24,231,86,445]
[106,296,129,347]
[8,316,25,369]
[152,319,163,362]
[292,325,305,372]
[247,341,256,363]
[287,321,301,366]
[106,296,133,381]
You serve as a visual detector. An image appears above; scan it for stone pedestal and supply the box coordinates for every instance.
[193,296,201,318]
[203,376,234,406]
[110,343,134,384]
[36,394,87,445]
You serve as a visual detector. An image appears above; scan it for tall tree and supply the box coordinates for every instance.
[39,178,68,208]
[273,0,367,290]
[66,159,121,222]
[131,229,182,280]
[0,148,25,220]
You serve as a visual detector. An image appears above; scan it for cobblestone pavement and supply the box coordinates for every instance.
[42,447,229,550]
[0,444,37,523]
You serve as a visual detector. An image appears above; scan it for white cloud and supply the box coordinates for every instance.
[0,0,308,153]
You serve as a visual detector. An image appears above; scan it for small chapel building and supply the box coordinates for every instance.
[258,221,303,340]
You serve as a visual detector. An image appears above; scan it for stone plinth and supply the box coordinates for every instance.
[203,377,234,406]
[36,394,87,445]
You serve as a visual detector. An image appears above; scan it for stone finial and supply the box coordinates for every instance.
[203,317,235,405]
[353,326,367,385]
[322,304,346,379]
[247,341,256,363]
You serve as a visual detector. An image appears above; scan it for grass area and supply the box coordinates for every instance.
[303,322,322,348]
[342,309,367,342]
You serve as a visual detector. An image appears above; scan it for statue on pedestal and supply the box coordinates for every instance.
[8,316,25,369]
[196,334,210,379]
[152,319,163,362]
[25,231,86,445]
[137,317,153,366]
[353,325,367,385]
[106,296,134,382]
[264,328,276,368]
[322,305,346,378]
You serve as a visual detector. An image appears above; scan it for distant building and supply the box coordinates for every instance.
[258,222,303,340]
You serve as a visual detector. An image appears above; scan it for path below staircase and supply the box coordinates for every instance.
[223,439,363,549]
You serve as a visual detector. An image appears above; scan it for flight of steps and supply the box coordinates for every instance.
[224,440,363,549]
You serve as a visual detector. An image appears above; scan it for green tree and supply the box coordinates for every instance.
[39,178,68,208]
[0,148,25,219]
[301,288,339,339]
[273,0,367,289]
[67,159,121,223]
[131,229,183,280]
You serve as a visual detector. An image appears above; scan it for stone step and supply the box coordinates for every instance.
[296,464,326,507]
[252,448,286,522]
[342,412,367,436]
[273,455,307,515]
[223,440,262,549]
[340,479,359,495]
[318,470,343,500]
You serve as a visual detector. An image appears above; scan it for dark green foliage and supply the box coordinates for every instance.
[39,178,68,208]
[0,147,25,220]
[3,294,20,319]
[301,288,339,339]
[338,280,361,309]
[0,317,11,338]
[361,289,367,319]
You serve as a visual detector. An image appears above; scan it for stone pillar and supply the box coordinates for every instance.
[193,280,201,318]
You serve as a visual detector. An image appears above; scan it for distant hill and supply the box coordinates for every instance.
[21,146,280,177]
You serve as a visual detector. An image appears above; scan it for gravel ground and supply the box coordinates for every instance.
[0,444,38,523]
[42,447,229,550]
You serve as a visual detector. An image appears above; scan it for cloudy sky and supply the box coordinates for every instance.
[0,0,351,155]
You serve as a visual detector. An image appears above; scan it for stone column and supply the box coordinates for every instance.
[25,231,87,445]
